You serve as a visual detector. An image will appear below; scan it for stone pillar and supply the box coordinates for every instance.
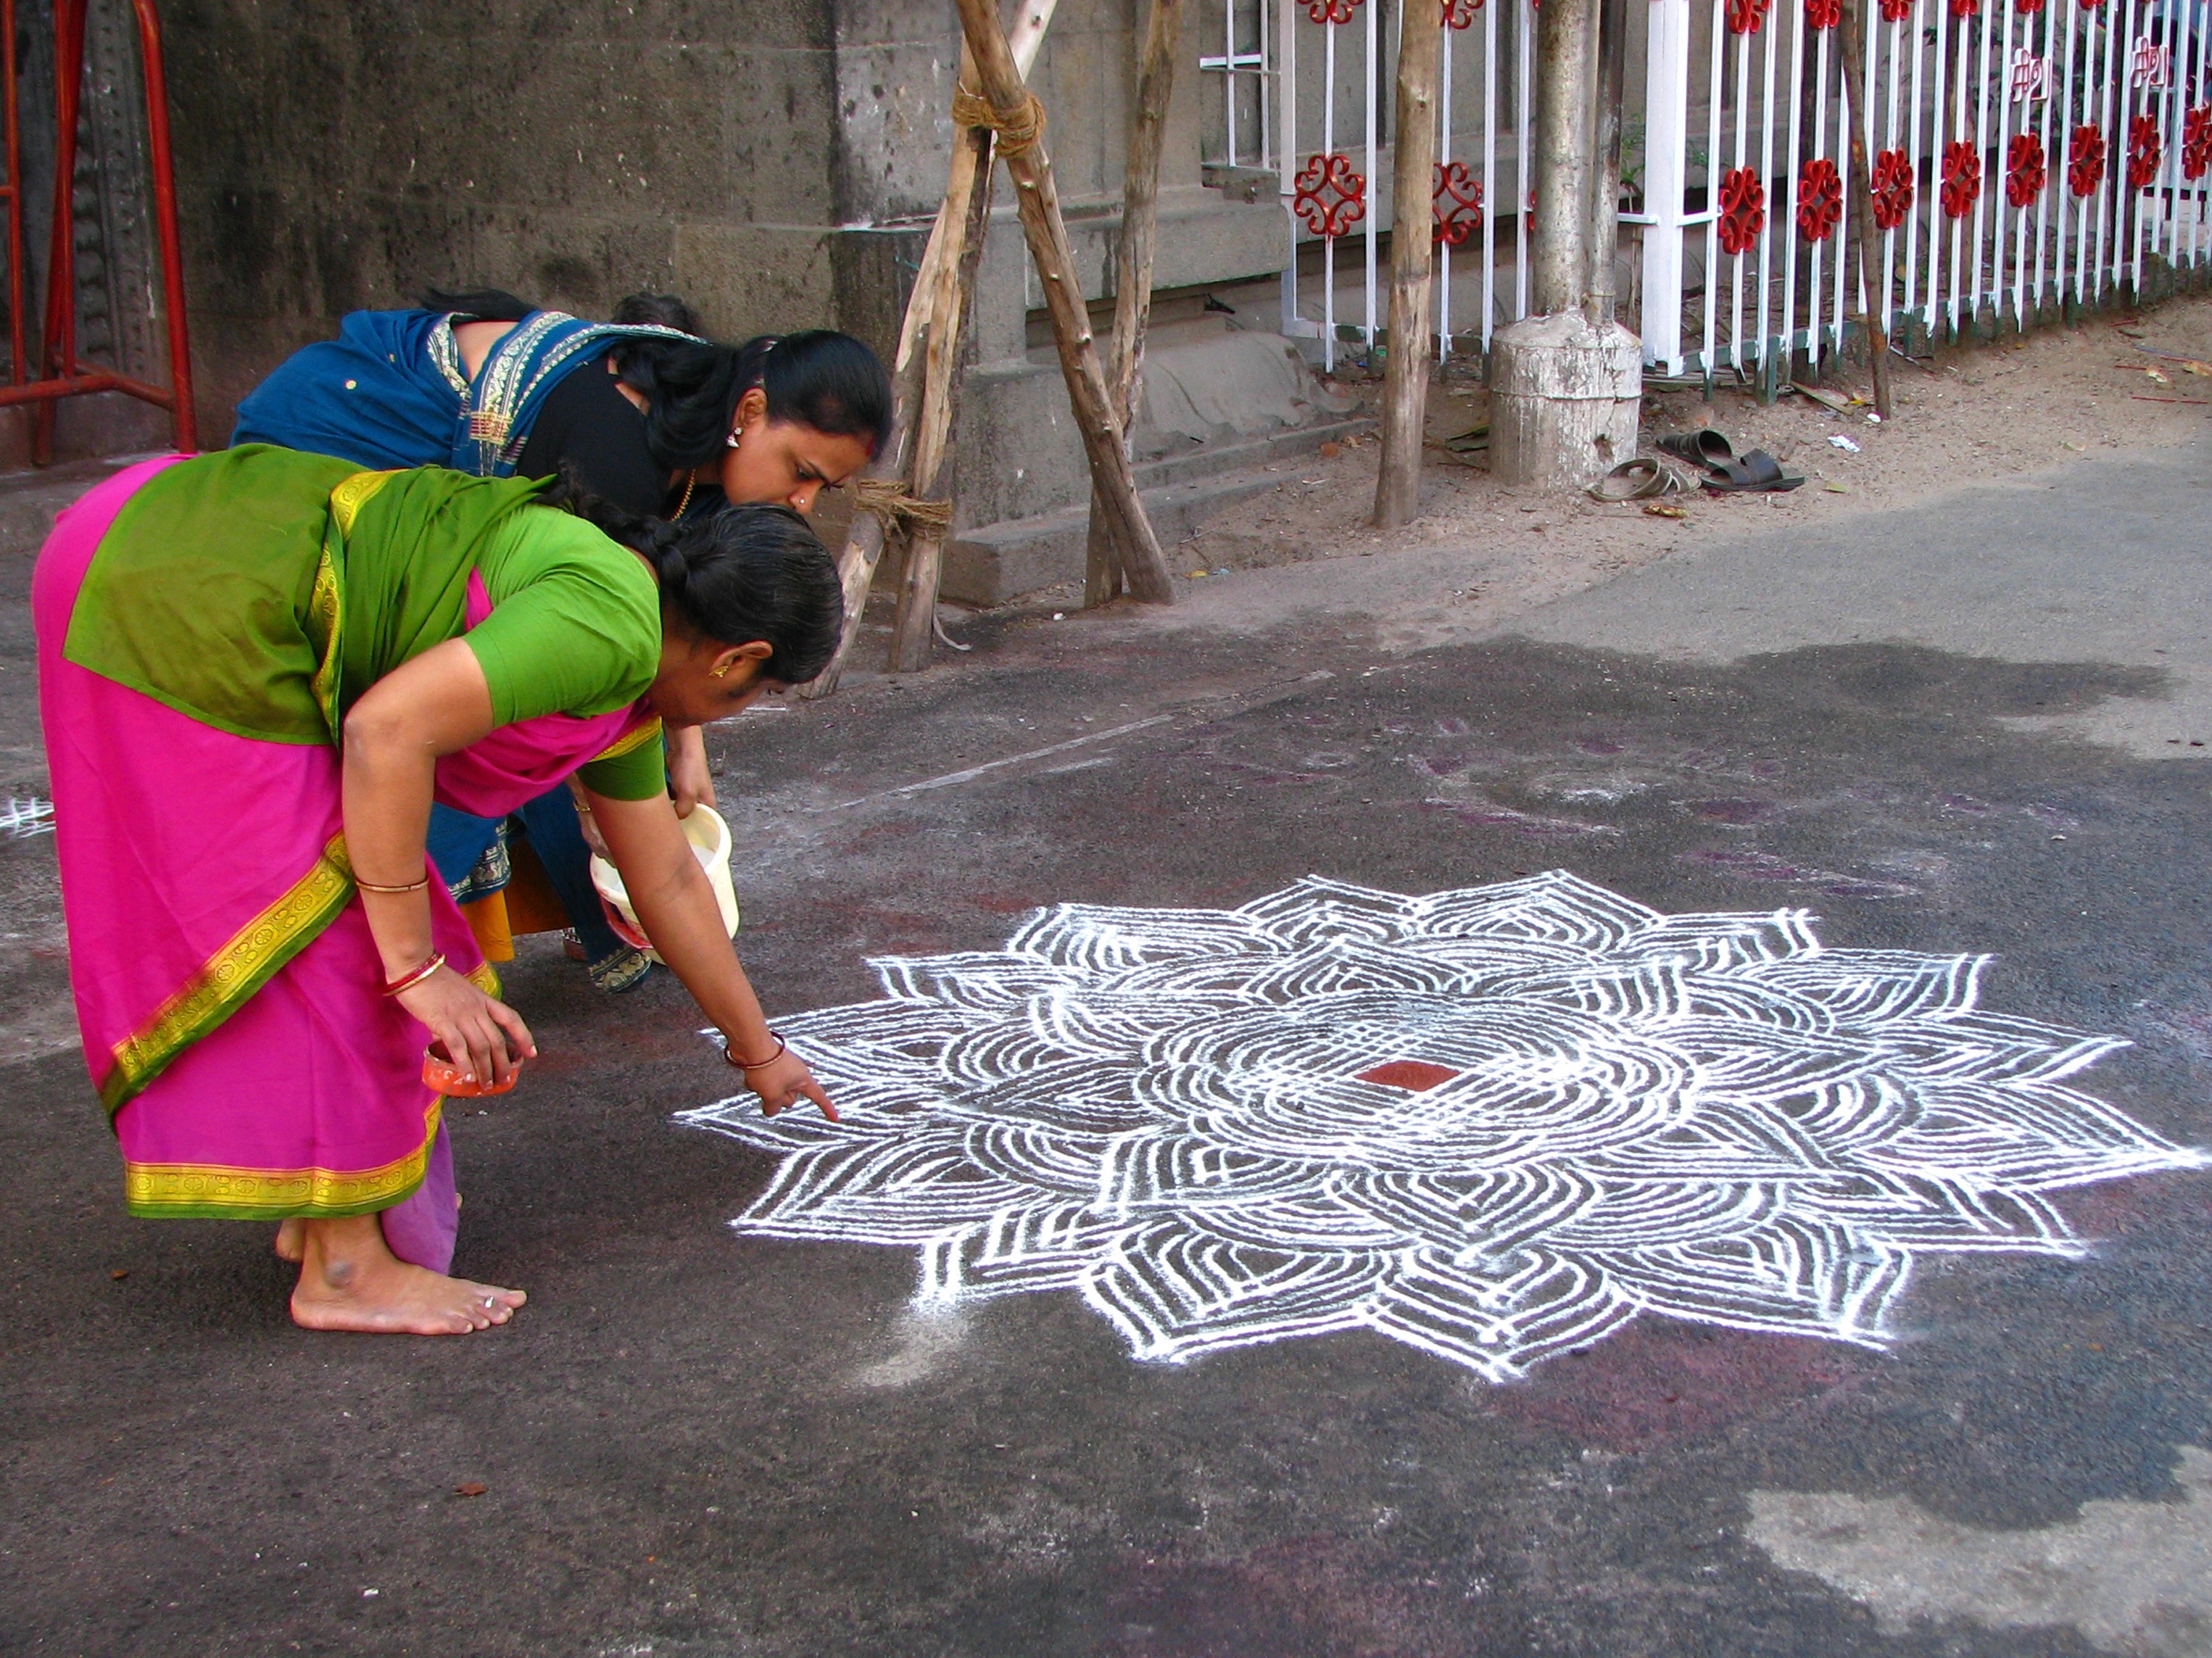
[1488,312,1641,490]
[1489,0,1641,490]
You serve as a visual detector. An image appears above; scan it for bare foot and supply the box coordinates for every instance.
[288,1214,525,1335]
[274,1217,305,1262]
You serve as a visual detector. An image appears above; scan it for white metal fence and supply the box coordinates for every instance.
[1199,0,2212,375]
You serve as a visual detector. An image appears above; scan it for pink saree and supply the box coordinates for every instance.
[36,457,653,1272]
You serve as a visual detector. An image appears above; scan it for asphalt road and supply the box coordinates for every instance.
[4,438,2211,1657]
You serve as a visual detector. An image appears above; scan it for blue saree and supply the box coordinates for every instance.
[232,307,695,476]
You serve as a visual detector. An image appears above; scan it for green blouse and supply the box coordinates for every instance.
[62,446,668,798]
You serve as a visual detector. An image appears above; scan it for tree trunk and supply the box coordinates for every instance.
[1372,7,1441,529]
[1834,0,1893,419]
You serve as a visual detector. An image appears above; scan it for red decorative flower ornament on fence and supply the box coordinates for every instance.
[1796,157,1842,239]
[1870,148,1915,228]
[1293,152,1367,237]
[1940,140,1982,217]
[2005,131,2047,204]
[1433,160,1484,245]
[1948,0,1978,16]
[2184,106,2212,181]
[1306,0,1362,22]
[1717,167,1767,254]
[2068,124,2108,195]
[1878,0,1912,20]
[1804,0,1841,27]
[2126,114,2163,189]
[1442,0,1483,23]
[1728,0,1771,31]
[2015,0,2045,13]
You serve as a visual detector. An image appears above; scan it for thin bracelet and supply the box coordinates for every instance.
[356,875,431,895]
[724,1032,787,1070]
[381,953,446,998]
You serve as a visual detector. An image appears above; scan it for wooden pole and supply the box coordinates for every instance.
[1085,0,1185,606]
[952,0,1177,605]
[887,117,994,673]
[1372,4,1442,529]
[1834,0,1894,420]
[805,3,1063,695]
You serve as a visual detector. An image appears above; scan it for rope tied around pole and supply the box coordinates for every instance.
[850,476,955,542]
[949,85,1047,157]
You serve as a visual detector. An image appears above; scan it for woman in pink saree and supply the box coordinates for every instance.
[36,444,838,1335]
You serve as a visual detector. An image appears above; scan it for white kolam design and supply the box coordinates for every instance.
[679,873,2203,1380]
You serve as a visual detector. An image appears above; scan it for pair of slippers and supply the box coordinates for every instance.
[1656,428,1805,493]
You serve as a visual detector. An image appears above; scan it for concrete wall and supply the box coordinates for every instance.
[162,0,909,434]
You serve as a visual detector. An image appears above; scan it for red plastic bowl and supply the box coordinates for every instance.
[423,1041,521,1098]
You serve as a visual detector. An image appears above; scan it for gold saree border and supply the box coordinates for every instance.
[310,469,393,735]
[124,1098,442,1220]
[593,716,664,762]
[99,834,357,1115]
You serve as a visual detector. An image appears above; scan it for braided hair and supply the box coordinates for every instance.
[539,474,844,685]
[615,328,891,471]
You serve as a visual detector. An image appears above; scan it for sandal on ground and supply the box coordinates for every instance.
[1698,449,1805,493]
[1655,428,1736,473]
[1586,457,1691,502]
[587,947,654,994]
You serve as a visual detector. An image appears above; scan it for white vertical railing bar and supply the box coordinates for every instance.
[1707,0,1726,374]
[1325,14,1338,364]
[1997,0,2018,328]
[1730,22,1747,367]
[1817,22,1839,354]
[1517,0,1533,320]
[2127,0,2144,282]
[1758,0,1780,371]
[2034,0,2055,310]
[2095,0,2116,292]
[1926,0,1947,338]
[1438,19,1454,356]
[2058,0,2077,304]
[1972,4,1993,328]
[1354,0,1371,349]
[1640,0,1692,370]
[2190,0,2206,268]
[1484,0,1499,348]
[1784,1,1807,361]
[1278,0,1298,338]
[1883,6,1903,333]
[1226,0,1240,162]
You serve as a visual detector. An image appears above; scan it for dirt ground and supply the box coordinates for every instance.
[931,292,2212,649]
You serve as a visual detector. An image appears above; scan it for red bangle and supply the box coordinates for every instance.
[725,1032,787,1070]
[381,953,446,997]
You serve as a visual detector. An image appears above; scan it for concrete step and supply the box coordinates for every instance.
[941,415,1372,606]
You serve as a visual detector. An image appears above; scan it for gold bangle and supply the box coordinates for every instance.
[356,875,430,895]
[724,1032,787,1071]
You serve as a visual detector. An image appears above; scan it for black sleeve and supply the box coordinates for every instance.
[514,355,673,520]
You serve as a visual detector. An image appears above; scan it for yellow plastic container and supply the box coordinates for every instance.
[589,803,740,962]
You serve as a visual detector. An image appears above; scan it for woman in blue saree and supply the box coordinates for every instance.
[235,290,890,990]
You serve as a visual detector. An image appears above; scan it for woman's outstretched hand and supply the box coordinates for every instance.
[745,1048,838,1122]
[397,965,537,1087]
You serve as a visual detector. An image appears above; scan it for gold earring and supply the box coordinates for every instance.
[710,664,730,679]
